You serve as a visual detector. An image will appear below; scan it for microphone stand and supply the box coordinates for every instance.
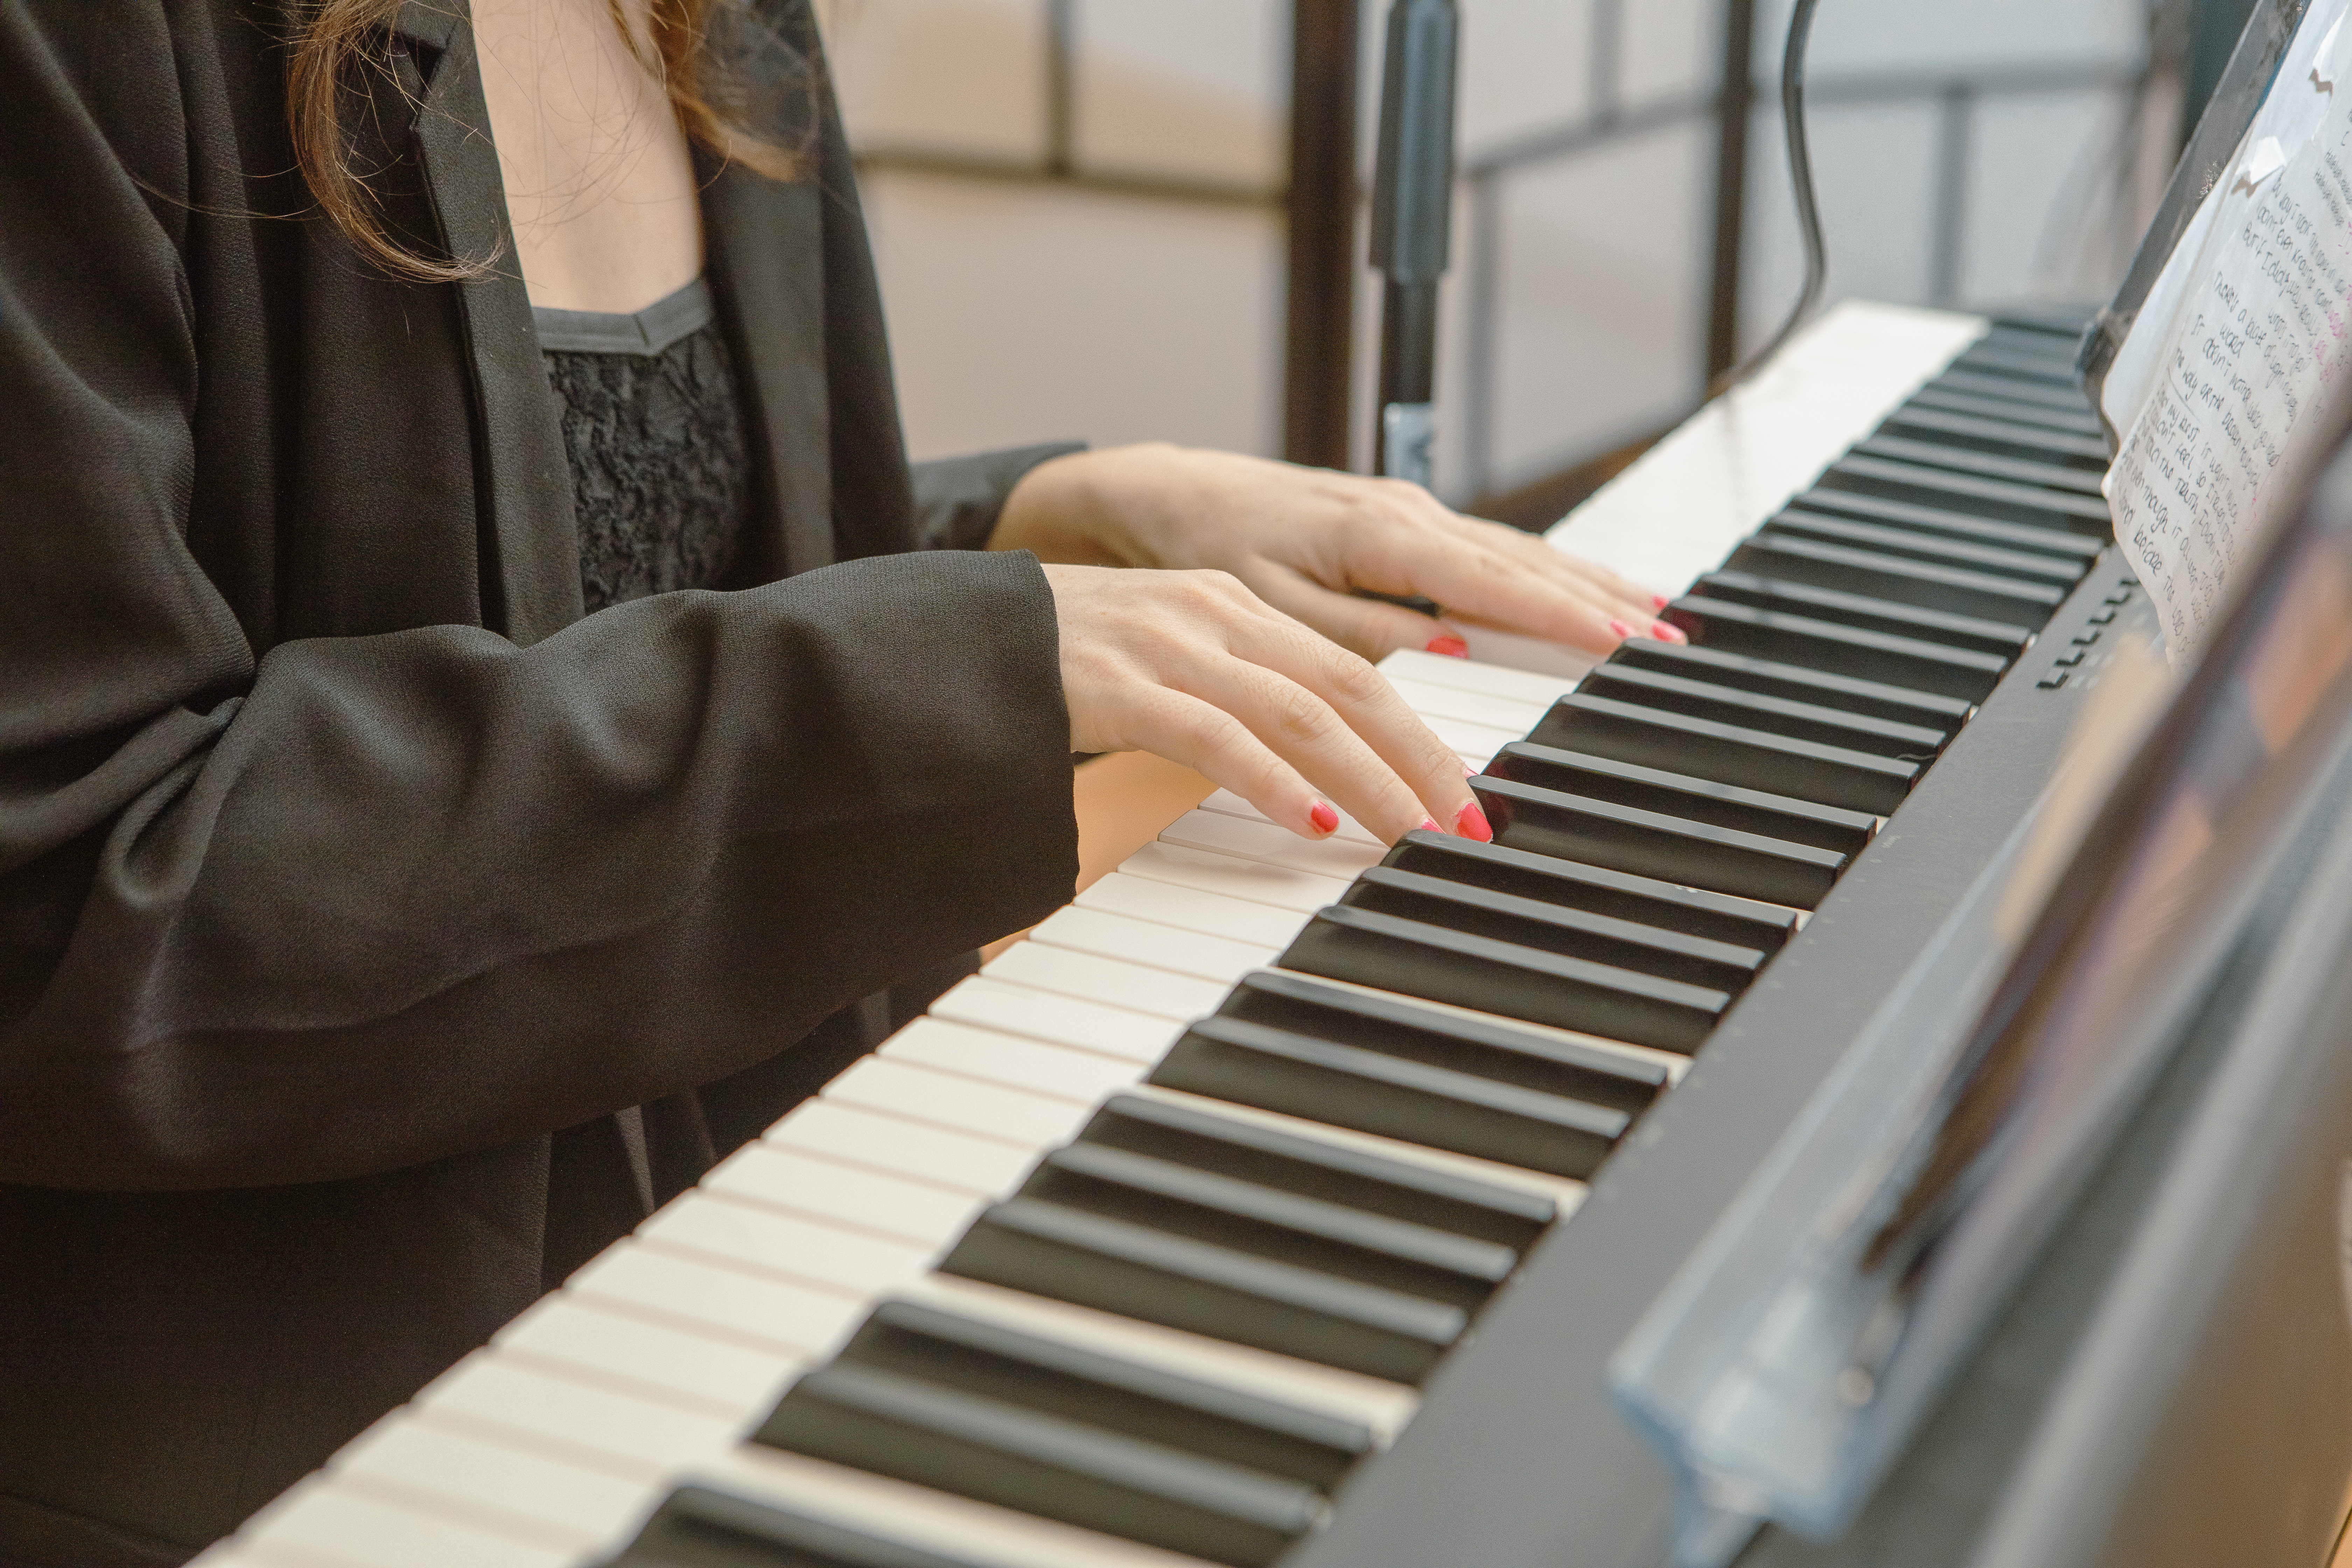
[1370,0,1460,487]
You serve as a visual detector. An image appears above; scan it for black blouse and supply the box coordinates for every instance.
[536,278,757,611]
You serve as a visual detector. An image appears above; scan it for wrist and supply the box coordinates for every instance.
[988,443,1182,566]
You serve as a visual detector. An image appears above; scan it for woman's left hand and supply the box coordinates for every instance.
[990,442,1683,660]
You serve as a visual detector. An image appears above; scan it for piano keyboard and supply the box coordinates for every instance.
[195,302,2124,1568]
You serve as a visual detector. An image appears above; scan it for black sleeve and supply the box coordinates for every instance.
[910,443,1087,553]
[0,5,1078,1193]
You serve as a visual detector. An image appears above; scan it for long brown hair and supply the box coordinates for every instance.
[288,0,802,281]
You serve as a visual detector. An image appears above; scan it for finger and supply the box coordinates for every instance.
[1115,681,1355,841]
[1245,563,1462,662]
[1378,497,1673,639]
[1379,528,1679,653]
[1203,612,1486,843]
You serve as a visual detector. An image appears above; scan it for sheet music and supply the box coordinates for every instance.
[2106,0,2352,658]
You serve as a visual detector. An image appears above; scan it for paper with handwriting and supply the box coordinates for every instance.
[2105,1,2352,659]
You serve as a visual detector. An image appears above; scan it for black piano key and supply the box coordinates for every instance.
[1154,1014,1627,1179]
[1216,969,1667,1100]
[1784,489,2105,562]
[1852,434,2106,496]
[1761,508,2085,587]
[1692,570,2032,658]
[756,1363,1323,1568]
[939,1196,1468,1384]
[1948,342,2083,385]
[1468,772,1846,908]
[1339,866,1765,991]
[1665,594,2007,701]
[1082,1090,1558,1242]
[1031,1141,1520,1302]
[1904,383,2106,438]
[1601,639,1973,731]
[1488,740,1879,851]
[1981,315,2089,352]
[1379,828,1802,950]
[1280,904,1729,1051]
[1534,692,1920,815]
[1817,454,2110,535]
[1928,366,2104,416]
[1559,664,1952,761]
[1879,404,2109,465]
[818,1301,1373,1491]
[1724,534,2066,628]
[600,1485,985,1568]
[1166,973,1662,1177]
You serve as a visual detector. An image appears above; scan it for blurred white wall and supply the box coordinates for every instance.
[815,0,2157,509]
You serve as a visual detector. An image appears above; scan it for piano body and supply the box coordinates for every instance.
[190,298,2348,1568]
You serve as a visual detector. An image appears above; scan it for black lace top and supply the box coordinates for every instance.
[536,278,755,613]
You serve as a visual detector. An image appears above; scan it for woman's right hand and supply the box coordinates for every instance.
[1045,563,1489,845]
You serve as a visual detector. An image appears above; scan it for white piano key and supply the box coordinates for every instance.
[566,1241,865,1352]
[881,1017,1146,1105]
[689,1444,1220,1568]
[929,975,1183,1064]
[764,1099,1039,1193]
[824,1056,1096,1148]
[983,939,1230,1020]
[702,1141,980,1242]
[1547,303,1983,597]
[236,1478,572,1568]
[1158,809,1384,880]
[1074,869,1314,951]
[639,1193,939,1298]
[1382,674,1550,736]
[1376,648,1581,708]
[1199,788,1381,847]
[331,1416,651,1548]
[417,1354,744,1474]
[1029,905,1280,986]
[1418,712,1520,764]
[896,1274,1419,1442]
[494,1296,804,1421]
[1122,1082,1588,1210]
[1116,839,1351,914]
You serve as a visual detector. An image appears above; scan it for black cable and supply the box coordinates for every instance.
[1716,0,1826,394]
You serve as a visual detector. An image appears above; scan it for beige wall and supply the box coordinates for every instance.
[817,0,2151,509]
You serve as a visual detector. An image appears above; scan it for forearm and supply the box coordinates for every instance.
[2,553,1077,1190]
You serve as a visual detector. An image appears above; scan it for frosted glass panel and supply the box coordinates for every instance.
[862,172,1283,461]
[818,0,1045,158]
[1074,0,1285,186]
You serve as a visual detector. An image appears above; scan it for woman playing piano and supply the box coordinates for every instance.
[0,1,1670,1561]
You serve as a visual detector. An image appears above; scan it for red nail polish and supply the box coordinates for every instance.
[1309,800,1339,835]
[1426,635,1470,658]
[1456,800,1493,843]
[1418,816,1440,834]
[1608,618,1633,639]
[1650,620,1688,645]
[1652,592,1671,611]
[1461,761,1476,777]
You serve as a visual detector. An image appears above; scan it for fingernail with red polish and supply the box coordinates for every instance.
[1309,800,1340,835]
[1456,800,1493,843]
[1650,620,1688,644]
[1608,618,1633,639]
[1652,592,1671,611]
[1426,635,1470,658]
[1418,816,1440,834]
